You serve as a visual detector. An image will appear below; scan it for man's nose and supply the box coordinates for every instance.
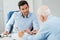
[24,9,27,12]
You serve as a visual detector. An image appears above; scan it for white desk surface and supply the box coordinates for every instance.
[0,33,24,40]
[0,37,23,40]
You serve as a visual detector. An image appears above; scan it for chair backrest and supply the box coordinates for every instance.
[6,11,19,33]
[6,11,19,23]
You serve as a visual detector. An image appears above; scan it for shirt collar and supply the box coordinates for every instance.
[20,11,31,18]
[48,15,53,20]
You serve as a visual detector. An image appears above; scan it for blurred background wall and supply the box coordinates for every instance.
[0,0,4,33]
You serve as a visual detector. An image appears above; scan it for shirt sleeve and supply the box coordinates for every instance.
[5,13,16,33]
[34,23,51,40]
[33,14,39,30]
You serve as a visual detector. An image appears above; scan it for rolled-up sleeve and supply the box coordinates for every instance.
[5,13,16,33]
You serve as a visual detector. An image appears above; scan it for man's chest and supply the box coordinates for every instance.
[14,17,33,26]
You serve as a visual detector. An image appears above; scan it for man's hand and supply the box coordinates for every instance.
[32,30,38,35]
[3,31,9,35]
[24,29,32,34]
[18,31,24,37]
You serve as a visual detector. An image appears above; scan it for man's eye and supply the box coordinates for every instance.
[22,9,24,10]
[25,7,27,9]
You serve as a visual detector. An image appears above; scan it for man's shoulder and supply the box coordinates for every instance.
[12,11,21,16]
[50,16,60,22]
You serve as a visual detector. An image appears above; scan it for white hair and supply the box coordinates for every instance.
[37,5,51,17]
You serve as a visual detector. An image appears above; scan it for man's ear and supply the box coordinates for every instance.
[41,16,45,22]
[19,8,21,11]
[28,5,29,8]
[41,15,44,20]
[19,6,21,10]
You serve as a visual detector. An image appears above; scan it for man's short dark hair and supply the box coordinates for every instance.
[18,1,29,9]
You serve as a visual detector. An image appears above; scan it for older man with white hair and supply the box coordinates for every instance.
[23,5,60,40]
[33,5,60,40]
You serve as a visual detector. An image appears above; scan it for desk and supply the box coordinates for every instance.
[0,33,35,40]
[0,33,24,40]
[0,37,23,40]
